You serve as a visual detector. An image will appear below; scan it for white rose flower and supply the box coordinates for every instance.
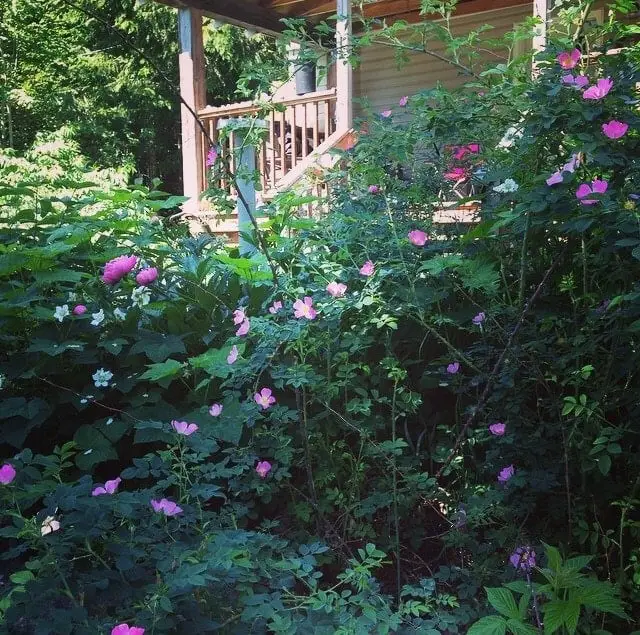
[54,305,70,323]
[113,308,127,321]
[90,309,105,327]
[92,368,113,388]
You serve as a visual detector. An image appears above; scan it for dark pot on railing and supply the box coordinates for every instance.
[295,62,316,96]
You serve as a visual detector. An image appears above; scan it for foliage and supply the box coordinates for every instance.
[1,1,640,633]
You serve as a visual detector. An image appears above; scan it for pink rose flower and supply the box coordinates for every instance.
[399,96,408,107]
[576,179,608,205]
[171,420,198,436]
[561,74,589,88]
[359,260,375,277]
[472,312,485,325]
[380,109,392,118]
[255,387,276,410]
[150,498,182,516]
[446,362,460,374]
[602,120,628,139]
[111,625,145,635]
[0,464,16,485]
[368,185,380,194]
[209,403,223,417]
[326,281,347,298]
[268,301,282,314]
[73,304,87,315]
[227,345,239,364]
[92,477,122,497]
[444,167,468,181]
[101,255,138,285]
[408,230,429,246]
[489,423,506,436]
[206,146,218,167]
[256,460,272,479]
[293,296,317,320]
[583,77,613,100]
[232,308,246,325]
[236,319,250,336]
[136,267,157,286]
[557,48,580,69]
[498,465,515,483]
[546,171,563,186]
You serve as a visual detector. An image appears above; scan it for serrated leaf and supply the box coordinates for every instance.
[486,587,519,620]
[506,619,539,635]
[543,543,563,572]
[572,580,626,618]
[139,359,184,381]
[467,615,507,635]
[543,599,580,634]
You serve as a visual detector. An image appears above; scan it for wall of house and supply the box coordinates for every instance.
[353,3,534,116]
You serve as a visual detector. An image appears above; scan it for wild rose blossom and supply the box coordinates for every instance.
[510,546,536,571]
[472,312,485,325]
[444,167,468,181]
[102,255,138,285]
[326,282,347,298]
[150,498,182,516]
[41,515,61,536]
[557,48,580,69]
[583,77,613,100]
[380,110,392,118]
[54,305,70,322]
[408,230,429,246]
[399,95,408,107]
[489,422,506,436]
[256,461,272,479]
[91,309,105,326]
[131,286,151,308]
[602,120,628,139]
[114,308,127,321]
[576,179,608,205]
[206,146,218,167]
[136,267,158,286]
[268,301,282,314]
[236,319,250,336]
[255,387,276,410]
[227,345,239,364]
[293,296,317,320]
[171,420,198,436]
[0,464,16,485]
[111,625,145,635]
[359,260,375,277]
[92,477,121,496]
[447,362,460,374]
[498,465,515,483]
[561,74,589,88]
[233,308,246,325]
[209,403,223,417]
[368,185,380,194]
[73,304,87,316]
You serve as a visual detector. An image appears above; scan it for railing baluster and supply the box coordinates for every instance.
[291,105,297,168]
[312,101,319,150]
[279,109,286,177]
[302,103,308,159]
[324,98,330,141]
[269,111,276,191]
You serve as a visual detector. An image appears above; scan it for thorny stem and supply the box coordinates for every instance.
[518,211,531,307]
[297,387,321,534]
[436,247,567,479]
[391,378,402,604]
[526,571,543,631]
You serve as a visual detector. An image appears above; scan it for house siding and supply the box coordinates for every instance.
[354,3,533,115]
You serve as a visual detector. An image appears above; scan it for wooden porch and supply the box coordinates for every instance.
[159,0,549,239]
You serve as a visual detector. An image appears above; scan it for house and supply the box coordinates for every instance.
[156,0,553,239]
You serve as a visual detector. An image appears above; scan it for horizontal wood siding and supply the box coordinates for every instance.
[354,4,532,114]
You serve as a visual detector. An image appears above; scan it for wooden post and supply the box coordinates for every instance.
[533,0,548,53]
[178,8,206,215]
[335,0,352,132]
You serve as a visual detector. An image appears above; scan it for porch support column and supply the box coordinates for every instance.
[335,0,352,132]
[532,0,548,52]
[178,8,206,215]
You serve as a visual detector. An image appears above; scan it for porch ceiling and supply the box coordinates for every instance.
[156,0,532,33]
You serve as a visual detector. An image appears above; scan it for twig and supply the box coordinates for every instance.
[436,247,567,479]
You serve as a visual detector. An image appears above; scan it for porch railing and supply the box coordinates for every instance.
[198,88,337,198]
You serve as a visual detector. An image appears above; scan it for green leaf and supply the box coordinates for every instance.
[543,544,563,572]
[130,332,186,363]
[543,599,580,634]
[10,570,35,585]
[189,343,245,379]
[564,555,592,571]
[467,615,507,635]
[572,580,626,618]
[597,454,611,475]
[139,359,184,381]
[506,619,539,635]
[485,587,519,620]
